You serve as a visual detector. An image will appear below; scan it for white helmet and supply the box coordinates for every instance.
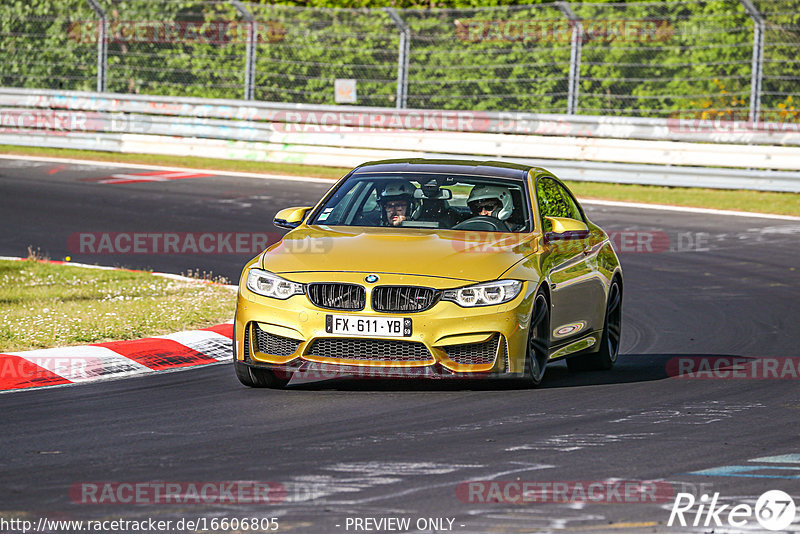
[467,185,513,221]
[379,180,418,224]
[379,180,415,204]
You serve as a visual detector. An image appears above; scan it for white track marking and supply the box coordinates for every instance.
[0,256,118,270]
[582,198,800,221]
[2,154,797,219]
[611,402,765,425]
[280,461,554,506]
[0,154,333,183]
[324,462,483,476]
[505,433,654,452]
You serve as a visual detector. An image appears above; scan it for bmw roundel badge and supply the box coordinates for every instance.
[365,274,379,283]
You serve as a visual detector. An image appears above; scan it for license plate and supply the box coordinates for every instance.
[326,315,412,337]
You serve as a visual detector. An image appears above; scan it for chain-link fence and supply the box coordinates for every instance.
[2,0,799,121]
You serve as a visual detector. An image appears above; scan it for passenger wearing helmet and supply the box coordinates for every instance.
[467,184,514,221]
[379,180,416,226]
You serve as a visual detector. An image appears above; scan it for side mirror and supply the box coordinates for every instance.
[544,216,589,242]
[274,206,312,229]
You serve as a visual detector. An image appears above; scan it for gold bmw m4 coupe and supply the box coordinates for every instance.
[234,159,622,388]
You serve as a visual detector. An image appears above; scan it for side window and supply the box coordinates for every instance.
[360,186,379,214]
[536,177,584,232]
[314,181,364,225]
[557,184,584,223]
[536,177,569,232]
[349,184,381,226]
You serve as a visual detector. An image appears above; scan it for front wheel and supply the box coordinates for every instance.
[567,278,622,372]
[233,323,290,388]
[234,360,290,388]
[522,290,550,387]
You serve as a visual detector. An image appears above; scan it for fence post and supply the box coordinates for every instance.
[231,0,256,101]
[740,0,764,124]
[385,8,410,109]
[557,2,582,115]
[86,0,107,92]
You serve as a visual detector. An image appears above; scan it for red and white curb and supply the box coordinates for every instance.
[0,323,233,392]
[0,256,237,392]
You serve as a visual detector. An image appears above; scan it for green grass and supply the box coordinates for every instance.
[0,259,236,352]
[1,145,798,216]
[0,145,347,180]
[566,181,800,217]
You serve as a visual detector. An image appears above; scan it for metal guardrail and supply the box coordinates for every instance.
[4,88,800,146]
[1,88,800,193]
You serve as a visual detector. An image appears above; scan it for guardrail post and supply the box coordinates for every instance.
[740,0,764,124]
[557,2,582,115]
[231,0,256,101]
[86,0,107,93]
[385,8,410,109]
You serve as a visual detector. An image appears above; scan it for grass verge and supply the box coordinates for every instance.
[566,181,800,217]
[1,145,798,216]
[0,258,236,352]
[0,144,347,180]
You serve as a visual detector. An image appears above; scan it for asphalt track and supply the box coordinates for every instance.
[1,157,799,533]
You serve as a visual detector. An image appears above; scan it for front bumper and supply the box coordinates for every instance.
[235,272,534,378]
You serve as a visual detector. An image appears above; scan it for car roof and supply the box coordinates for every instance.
[351,159,541,180]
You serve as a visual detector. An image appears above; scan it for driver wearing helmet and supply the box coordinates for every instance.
[467,184,514,222]
[379,180,417,226]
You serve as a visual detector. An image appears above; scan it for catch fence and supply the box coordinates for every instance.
[2,0,799,121]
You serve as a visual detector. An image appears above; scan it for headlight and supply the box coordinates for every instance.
[442,280,523,307]
[246,269,304,299]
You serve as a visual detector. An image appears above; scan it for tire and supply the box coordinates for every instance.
[234,359,289,388]
[521,289,550,387]
[567,278,622,372]
[232,324,290,388]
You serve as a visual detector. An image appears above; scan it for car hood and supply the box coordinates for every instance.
[261,225,538,283]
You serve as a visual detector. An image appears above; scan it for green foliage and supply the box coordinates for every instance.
[0,1,97,91]
[536,177,572,232]
[1,0,798,120]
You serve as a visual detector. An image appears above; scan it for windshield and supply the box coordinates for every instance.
[309,173,531,233]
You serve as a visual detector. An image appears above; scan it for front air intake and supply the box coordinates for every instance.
[307,283,365,311]
[444,334,500,366]
[372,286,439,313]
